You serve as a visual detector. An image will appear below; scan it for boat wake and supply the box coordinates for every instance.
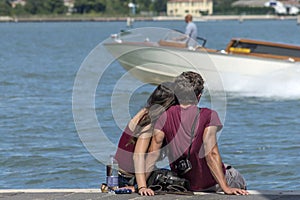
[221,65,300,99]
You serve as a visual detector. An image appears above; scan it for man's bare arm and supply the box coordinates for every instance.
[203,126,249,195]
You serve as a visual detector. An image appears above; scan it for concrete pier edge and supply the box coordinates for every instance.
[0,189,300,195]
[1,189,300,200]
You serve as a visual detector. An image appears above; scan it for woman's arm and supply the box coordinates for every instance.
[145,129,165,177]
[133,125,155,196]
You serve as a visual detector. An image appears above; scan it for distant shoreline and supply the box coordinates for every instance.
[0,15,298,23]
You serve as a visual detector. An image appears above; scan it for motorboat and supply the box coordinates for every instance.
[103,28,300,90]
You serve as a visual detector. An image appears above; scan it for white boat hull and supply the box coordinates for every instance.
[104,43,299,90]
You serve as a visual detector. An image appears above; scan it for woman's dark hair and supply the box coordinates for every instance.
[129,82,177,144]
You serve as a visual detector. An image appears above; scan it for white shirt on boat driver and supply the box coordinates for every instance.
[185,22,198,47]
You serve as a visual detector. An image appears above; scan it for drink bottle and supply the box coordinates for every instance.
[106,155,119,192]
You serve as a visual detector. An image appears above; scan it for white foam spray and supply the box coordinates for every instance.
[221,64,300,99]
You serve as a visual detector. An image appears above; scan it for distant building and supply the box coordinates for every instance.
[167,0,213,17]
[233,0,300,15]
[10,0,26,8]
[264,0,300,15]
[232,0,269,7]
[233,0,300,8]
[64,0,74,8]
[64,0,75,14]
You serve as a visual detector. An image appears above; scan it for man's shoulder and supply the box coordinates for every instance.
[200,107,212,112]
[188,22,196,27]
[200,107,218,116]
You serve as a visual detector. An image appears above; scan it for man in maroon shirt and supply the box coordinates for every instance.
[145,71,248,195]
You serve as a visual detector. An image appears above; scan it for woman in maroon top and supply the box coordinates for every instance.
[114,82,177,192]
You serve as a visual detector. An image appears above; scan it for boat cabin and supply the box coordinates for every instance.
[226,38,300,62]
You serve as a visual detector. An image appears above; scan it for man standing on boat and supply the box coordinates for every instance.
[185,14,198,42]
[172,14,198,48]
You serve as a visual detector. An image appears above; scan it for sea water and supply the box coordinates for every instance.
[0,19,300,190]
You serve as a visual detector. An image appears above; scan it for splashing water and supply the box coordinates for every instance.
[222,64,300,99]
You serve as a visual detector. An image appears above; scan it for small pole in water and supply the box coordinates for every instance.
[238,14,244,23]
[297,15,300,25]
[127,17,133,27]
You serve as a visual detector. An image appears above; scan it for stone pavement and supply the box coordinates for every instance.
[0,189,300,200]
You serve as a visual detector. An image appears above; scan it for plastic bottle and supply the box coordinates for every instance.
[106,155,119,192]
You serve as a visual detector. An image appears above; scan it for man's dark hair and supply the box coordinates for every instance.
[174,71,204,105]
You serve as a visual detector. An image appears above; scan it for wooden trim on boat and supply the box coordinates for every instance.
[203,48,218,53]
[158,40,187,48]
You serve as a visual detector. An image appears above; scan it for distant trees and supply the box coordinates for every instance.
[0,0,12,16]
[73,0,168,15]
[74,0,106,14]
[99,0,125,15]
[0,0,169,16]
[213,0,237,15]
[24,0,66,14]
[0,0,67,16]
[0,0,276,17]
[152,0,168,14]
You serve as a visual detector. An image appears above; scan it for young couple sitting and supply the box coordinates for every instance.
[114,71,249,196]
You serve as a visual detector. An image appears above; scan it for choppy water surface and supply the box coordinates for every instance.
[0,19,300,190]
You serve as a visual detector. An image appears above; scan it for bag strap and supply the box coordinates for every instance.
[187,108,200,160]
